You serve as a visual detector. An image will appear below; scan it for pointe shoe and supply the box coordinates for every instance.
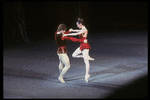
[88,56,95,61]
[58,76,65,83]
[85,74,90,82]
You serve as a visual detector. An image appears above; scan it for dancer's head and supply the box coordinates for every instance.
[76,18,84,29]
[57,24,67,33]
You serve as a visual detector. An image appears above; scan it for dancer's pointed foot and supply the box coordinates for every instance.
[85,74,90,82]
[58,76,65,83]
[88,57,95,61]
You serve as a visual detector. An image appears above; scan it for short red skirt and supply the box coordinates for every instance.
[80,43,91,51]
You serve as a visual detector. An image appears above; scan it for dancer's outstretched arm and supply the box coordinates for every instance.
[63,30,86,36]
[62,36,87,43]
[69,28,82,32]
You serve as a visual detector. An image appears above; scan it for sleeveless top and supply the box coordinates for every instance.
[79,27,91,51]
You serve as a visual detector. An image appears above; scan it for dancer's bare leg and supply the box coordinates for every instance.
[82,49,90,82]
[57,53,70,83]
[88,57,94,60]
[72,47,83,58]
[87,51,95,61]
[72,47,94,60]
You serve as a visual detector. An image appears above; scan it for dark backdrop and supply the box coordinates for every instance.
[3,1,148,46]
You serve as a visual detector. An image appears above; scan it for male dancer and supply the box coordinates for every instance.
[54,24,87,83]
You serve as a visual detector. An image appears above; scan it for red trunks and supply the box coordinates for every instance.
[57,46,67,54]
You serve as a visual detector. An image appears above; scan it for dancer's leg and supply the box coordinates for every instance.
[72,47,83,58]
[57,53,63,73]
[58,57,63,73]
[59,54,70,77]
[82,49,90,82]
[88,55,95,61]
[87,50,95,61]
[82,49,90,75]
[72,47,94,60]
[58,53,70,83]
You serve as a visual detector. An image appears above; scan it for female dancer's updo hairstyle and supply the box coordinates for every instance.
[77,18,84,25]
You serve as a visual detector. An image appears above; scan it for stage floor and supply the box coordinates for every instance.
[3,31,148,98]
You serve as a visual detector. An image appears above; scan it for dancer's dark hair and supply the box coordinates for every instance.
[57,24,67,31]
[77,18,84,25]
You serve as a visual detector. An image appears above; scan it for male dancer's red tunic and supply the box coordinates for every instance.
[54,31,84,53]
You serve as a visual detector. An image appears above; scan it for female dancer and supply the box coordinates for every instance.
[54,23,87,83]
[63,18,94,82]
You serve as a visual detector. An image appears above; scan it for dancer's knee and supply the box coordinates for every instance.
[83,56,88,60]
[72,53,76,58]
[64,64,70,71]
[67,64,70,69]
[65,62,70,69]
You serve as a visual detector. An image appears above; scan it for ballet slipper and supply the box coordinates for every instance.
[58,76,65,83]
[85,74,90,82]
[88,57,95,61]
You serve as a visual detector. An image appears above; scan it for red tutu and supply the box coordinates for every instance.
[80,43,91,51]
[79,36,91,51]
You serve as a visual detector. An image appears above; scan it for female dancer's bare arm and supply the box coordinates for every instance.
[63,30,86,36]
[69,28,82,32]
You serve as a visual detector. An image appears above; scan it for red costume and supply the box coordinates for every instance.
[79,34,91,51]
[55,31,84,54]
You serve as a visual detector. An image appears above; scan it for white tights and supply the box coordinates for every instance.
[57,53,70,78]
[72,47,90,75]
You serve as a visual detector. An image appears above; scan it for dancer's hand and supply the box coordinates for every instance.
[69,28,73,32]
[63,33,67,37]
[84,39,88,43]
